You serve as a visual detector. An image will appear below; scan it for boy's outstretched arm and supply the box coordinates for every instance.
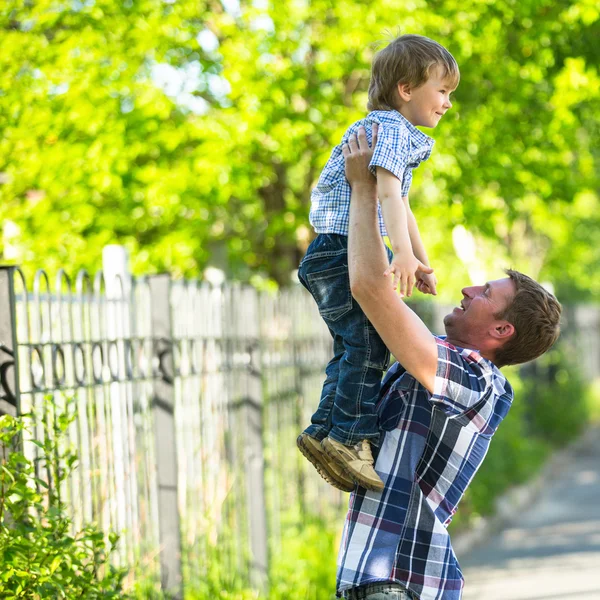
[377,168,412,257]
[377,168,433,297]
[345,126,438,393]
[404,200,438,295]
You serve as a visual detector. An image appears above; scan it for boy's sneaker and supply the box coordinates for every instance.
[321,437,384,492]
[297,433,355,493]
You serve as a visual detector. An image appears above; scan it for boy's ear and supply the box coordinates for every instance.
[397,82,412,103]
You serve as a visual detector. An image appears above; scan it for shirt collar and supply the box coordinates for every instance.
[437,335,484,359]
[384,110,434,150]
[397,110,434,149]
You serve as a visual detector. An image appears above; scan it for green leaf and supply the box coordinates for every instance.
[50,555,62,574]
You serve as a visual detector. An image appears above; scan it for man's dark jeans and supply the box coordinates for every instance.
[298,233,392,447]
[344,583,415,600]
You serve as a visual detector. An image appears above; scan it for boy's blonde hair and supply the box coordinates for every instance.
[367,34,460,112]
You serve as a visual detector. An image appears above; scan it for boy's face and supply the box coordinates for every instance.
[397,65,457,128]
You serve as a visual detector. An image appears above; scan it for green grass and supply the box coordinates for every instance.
[130,514,341,600]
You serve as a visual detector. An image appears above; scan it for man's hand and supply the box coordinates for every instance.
[343,124,378,190]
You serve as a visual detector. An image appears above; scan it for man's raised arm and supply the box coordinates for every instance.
[345,126,439,393]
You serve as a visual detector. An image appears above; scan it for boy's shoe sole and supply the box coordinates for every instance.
[297,433,355,493]
[322,437,385,492]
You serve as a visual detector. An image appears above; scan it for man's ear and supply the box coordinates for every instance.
[397,82,411,103]
[491,321,515,341]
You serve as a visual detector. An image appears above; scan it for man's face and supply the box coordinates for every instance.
[444,278,516,347]
[399,65,457,128]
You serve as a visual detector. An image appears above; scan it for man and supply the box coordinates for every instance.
[309,125,562,600]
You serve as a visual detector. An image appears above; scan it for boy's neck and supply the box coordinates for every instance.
[396,105,418,127]
[391,106,422,131]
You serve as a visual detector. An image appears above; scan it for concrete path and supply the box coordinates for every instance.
[459,430,600,600]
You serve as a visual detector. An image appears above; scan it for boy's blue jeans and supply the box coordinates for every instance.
[298,233,392,447]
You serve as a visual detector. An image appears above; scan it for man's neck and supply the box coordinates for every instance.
[445,335,496,363]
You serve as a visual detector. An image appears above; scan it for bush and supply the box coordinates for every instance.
[521,346,590,446]
[0,407,129,599]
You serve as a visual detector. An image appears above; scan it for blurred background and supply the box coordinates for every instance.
[0,1,599,599]
[2,0,599,299]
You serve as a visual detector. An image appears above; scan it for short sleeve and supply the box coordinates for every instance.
[430,339,496,417]
[401,167,413,197]
[369,123,410,181]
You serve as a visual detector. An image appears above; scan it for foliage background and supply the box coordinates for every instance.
[1,0,599,300]
[1,1,599,599]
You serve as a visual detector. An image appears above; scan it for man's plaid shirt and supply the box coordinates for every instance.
[309,110,434,237]
[337,337,514,600]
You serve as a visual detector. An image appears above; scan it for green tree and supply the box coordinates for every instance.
[1,0,598,298]
[0,0,218,276]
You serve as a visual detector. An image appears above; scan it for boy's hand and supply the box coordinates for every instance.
[384,253,434,298]
[416,271,438,296]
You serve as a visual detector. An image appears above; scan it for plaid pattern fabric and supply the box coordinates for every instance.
[309,110,434,237]
[337,337,514,600]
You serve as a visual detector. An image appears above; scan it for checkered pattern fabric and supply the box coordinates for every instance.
[336,337,514,600]
[309,110,434,237]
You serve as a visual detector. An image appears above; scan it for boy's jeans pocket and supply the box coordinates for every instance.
[305,264,353,323]
[298,234,353,326]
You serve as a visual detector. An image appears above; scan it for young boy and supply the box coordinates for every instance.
[297,34,459,491]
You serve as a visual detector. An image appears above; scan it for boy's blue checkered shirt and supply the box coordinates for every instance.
[310,110,434,237]
[336,337,514,600]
